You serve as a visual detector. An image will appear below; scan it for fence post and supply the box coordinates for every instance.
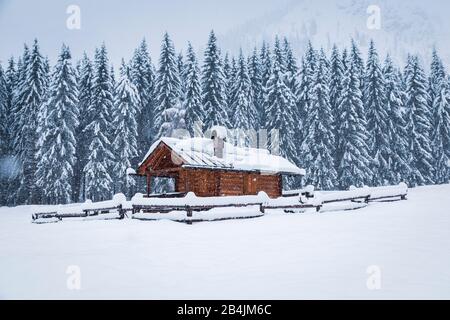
[186,206,192,225]
[259,203,265,214]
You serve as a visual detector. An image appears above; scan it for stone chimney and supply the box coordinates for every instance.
[211,126,227,158]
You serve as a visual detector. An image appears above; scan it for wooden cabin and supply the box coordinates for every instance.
[136,127,305,198]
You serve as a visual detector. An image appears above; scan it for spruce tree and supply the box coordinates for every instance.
[131,39,156,157]
[177,51,186,102]
[283,37,299,95]
[272,37,285,72]
[383,55,410,184]
[301,49,337,190]
[112,60,140,197]
[35,45,79,204]
[83,44,115,201]
[4,58,17,164]
[0,64,8,157]
[428,48,446,113]
[350,39,365,93]
[248,47,263,129]
[231,50,257,146]
[183,43,204,137]
[337,56,372,189]
[0,64,8,205]
[295,41,317,175]
[431,75,450,184]
[265,49,298,188]
[329,45,344,116]
[296,41,317,144]
[73,53,93,201]
[329,45,344,170]
[201,30,229,129]
[404,56,434,186]
[364,40,390,185]
[259,41,271,130]
[8,49,28,205]
[13,40,47,204]
[223,53,234,121]
[154,32,183,138]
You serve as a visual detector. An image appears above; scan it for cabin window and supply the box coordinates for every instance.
[153,177,176,194]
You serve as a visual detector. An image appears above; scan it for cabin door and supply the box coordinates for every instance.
[245,174,258,195]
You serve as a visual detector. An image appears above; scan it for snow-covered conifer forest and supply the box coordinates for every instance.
[0,31,449,206]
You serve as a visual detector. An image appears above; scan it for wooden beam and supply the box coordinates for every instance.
[146,174,151,197]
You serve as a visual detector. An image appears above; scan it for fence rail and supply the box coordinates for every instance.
[31,184,408,224]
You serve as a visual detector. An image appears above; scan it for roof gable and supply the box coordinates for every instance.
[137,141,185,174]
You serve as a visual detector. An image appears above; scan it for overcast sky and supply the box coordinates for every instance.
[1,0,449,67]
[0,0,291,65]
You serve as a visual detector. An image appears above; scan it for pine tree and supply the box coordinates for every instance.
[177,51,186,102]
[73,53,93,201]
[0,64,8,157]
[283,37,299,95]
[183,43,204,137]
[4,58,17,168]
[272,37,285,72]
[223,53,234,121]
[383,55,410,184]
[0,63,8,205]
[404,56,434,186]
[296,41,317,145]
[265,48,298,188]
[131,39,156,158]
[35,45,79,204]
[112,60,140,197]
[350,39,365,93]
[13,40,47,204]
[8,49,28,206]
[83,44,115,201]
[231,50,257,146]
[364,40,390,185]
[341,48,349,73]
[430,75,450,184]
[154,32,183,138]
[337,56,372,189]
[301,49,337,190]
[329,45,344,170]
[259,41,271,130]
[428,48,446,113]
[248,47,263,129]
[295,41,317,175]
[201,30,229,129]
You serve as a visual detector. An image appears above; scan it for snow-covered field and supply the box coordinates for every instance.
[0,184,449,299]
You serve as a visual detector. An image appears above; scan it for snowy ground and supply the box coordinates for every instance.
[0,184,449,299]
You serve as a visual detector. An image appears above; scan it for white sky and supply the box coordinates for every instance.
[0,0,290,65]
[1,0,449,67]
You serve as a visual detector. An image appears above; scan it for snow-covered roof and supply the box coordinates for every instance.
[139,136,305,175]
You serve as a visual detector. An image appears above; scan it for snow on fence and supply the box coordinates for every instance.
[31,184,408,224]
[131,192,268,224]
[32,194,127,223]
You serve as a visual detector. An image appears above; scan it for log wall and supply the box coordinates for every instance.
[178,168,281,198]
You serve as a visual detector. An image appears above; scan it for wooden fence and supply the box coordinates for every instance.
[32,184,408,224]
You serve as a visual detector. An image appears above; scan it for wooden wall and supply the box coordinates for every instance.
[177,168,281,198]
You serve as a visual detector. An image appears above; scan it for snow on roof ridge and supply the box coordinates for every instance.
[139,135,305,175]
